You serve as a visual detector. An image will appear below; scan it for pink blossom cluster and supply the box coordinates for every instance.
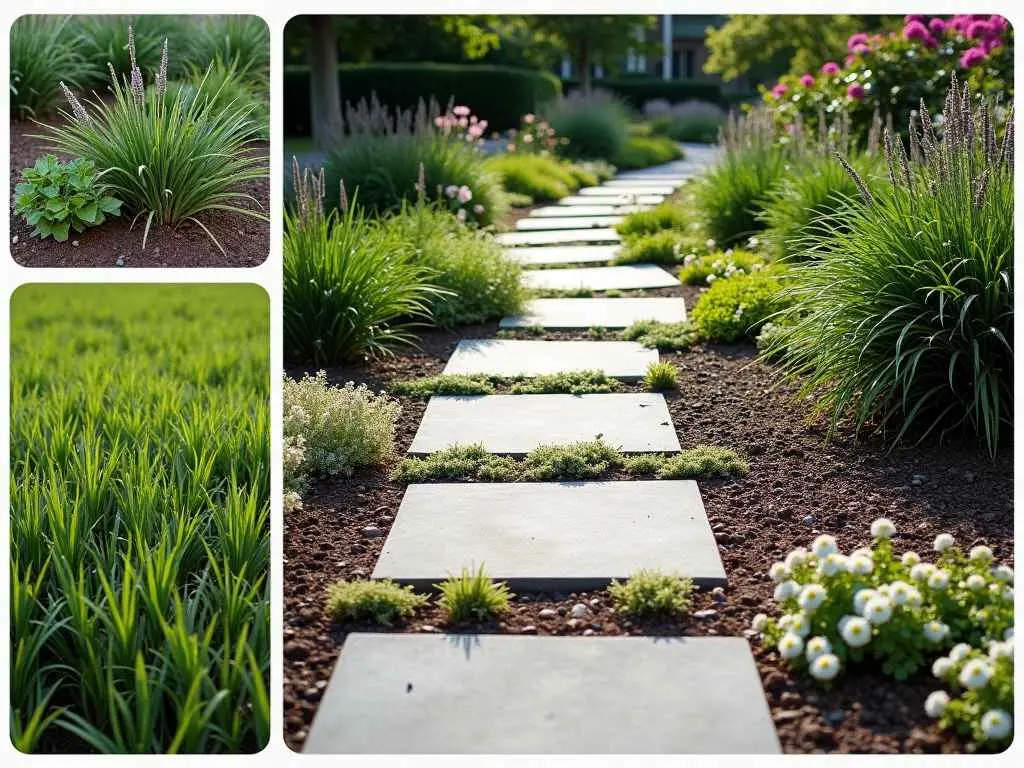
[506,113,563,154]
[434,105,489,143]
[443,184,485,223]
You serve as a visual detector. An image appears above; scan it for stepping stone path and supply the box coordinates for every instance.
[522,264,679,292]
[497,228,621,247]
[310,147,779,754]
[407,393,681,455]
[443,339,657,380]
[305,634,780,753]
[500,297,686,329]
[372,481,727,590]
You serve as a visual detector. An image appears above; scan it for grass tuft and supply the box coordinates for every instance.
[643,361,678,391]
[608,570,694,618]
[436,565,513,622]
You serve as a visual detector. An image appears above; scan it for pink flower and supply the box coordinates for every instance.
[905,15,925,24]
[434,116,445,128]
[928,18,947,35]
[771,83,788,98]
[457,185,473,203]
[523,113,535,124]
[473,204,484,214]
[800,74,815,87]
[453,105,470,117]
[821,61,840,75]
[845,53,857,66]
[445,184,459,199]
[458,117,468,128]
[922,34,939,49]
[984,36,1003,53]
[478,119,488,132]
[989,16,1009,33]
[851,43,869,55]
[950,15,971,33]
[847,83,866,101]
[966,20,993,39]
[959,46,987,68]
[847,33,869,51]
[904,20,930,41]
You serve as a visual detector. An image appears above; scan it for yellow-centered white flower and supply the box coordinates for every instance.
[777,632,804,659]
[901,551,921,566]
[949,643,973,662]
[924,690,949,718]
[774,580,800,602]
[923,621,950,643]
[863,596,893,625]
[849,554,873,575]
[934,533,955,552]
[958,659,993,690]
[797,584,827,613]
[811,534,838,559]
[839,615,872,647]
[980,709,1012,741]
[927,569,950,590]
[809,653,841,681]
[785,548,809,570]
[910,563,936,582]
[966,574,986,591]
[769,562,790,583]
[871,518,896,539]
[931,656,953,678]
[805,635,832,662]
[969,545,994,562]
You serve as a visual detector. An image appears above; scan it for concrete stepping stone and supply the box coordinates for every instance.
[497,228,620,247]
[373,480,726,591]
[604,177,689,187]
[304,634,780,754]
[516,215,624,231]
[577,185,676,197]
[443,339,656,380]
[523,264,679,292]
[560,193,665,206]
[531,204,647,217]
[500,297,686,329]
[505,245,619,267]
[408,393,680,455]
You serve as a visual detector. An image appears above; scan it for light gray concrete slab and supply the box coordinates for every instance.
[304,634,780,754]
[501,297,686,329]
[516,215,624,231]
[373,480,726,591]
[497,228,621,247]
[578,185,676,196]
[505,245,620,267]
[408,393,681,455]
[560,193,666,206]
[531,204,647,217]
[604,177,689,187]
[523,264,679,292]
[443,339,656,380]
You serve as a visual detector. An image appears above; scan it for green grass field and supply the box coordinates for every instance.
[9,284,270,754]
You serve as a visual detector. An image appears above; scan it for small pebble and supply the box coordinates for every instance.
[419,625,437,633]
[711,587,727,603]
[570,603,588,619]
[583,628,596,636]
[566,618,581,630]
[12,235,19,244]
[361,525,382,538]
[589,598,601,608]
[72,240,79,247]
[693,609,718,620]
[115,255,125,267]
[538,608,558,620]
[802,515,815,526]
[520,625,538,634]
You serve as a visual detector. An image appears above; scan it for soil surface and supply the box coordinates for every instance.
[283,311,1013,753]
[9,119,269,268]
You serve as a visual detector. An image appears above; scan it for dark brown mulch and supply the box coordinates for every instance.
[9,119,269,268]
[283,312,1013,754]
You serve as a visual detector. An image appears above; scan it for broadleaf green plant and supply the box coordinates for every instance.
[14,155,122,242]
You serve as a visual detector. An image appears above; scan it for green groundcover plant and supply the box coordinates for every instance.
[40,28,267,253]
[609,570,694,618]
[436,565,513,622]
[10,15,90,119]
[325,580,426,626]
[10,284,269,754]
[14,155,123,242]
[691,267,793,343]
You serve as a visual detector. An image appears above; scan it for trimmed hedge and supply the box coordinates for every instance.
[284,62,560,136]
[563,78,723,110]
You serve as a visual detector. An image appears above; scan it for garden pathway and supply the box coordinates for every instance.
[306,144,780,753]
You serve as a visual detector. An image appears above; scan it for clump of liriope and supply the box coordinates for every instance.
[767,74,1013,456]
[39,26,267,253]
[436,565,513,623]
[643,361,678,391]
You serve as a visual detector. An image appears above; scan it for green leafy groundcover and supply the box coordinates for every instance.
[10,285,269,754]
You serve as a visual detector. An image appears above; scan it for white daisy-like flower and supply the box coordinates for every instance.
[1000,585,1014,601]
[969,545,994,562]
[849,554,874,575]
[949,643,973,662]
[888,581,913,606]
[910,563,936,582]
[797,584,827,614]
[839,615,872,647]
[769,562,790,583]
[785,547,809,570]
[853,588,878,615]
[922,621,950,643]
[980,709,1012,741]
[931,656,953,678]
[988,640,1013,660]
[850,547,874,559]
[706,274,717,284]
[927,569,950,590]
[958,659,993,690]
[774,580,800,602]
[805,635,832,662]
[924,690,950,718]
[706,238,717,250]
[904,586,924,607]
[966,574,986,591]
[871,518,896,539]
[863,596,893,625]
[817,553,848,577]
[934,533,955,552]
[992,564,1014,583]
[777,614,794,630]
[788,612,811,638]
[811,534,838,558]
[751,613,769,632]
[777,632,804,659]
[809,653,841,681]
[901,551,921,566]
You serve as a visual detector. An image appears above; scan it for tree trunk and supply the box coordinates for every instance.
[309,16,342,150]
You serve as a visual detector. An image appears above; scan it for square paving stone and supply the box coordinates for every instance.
[497,228,621,247]
[531,204,647,217]
[516,215,624,231]
[604,177,690,187]
[304,634,780,754]
[443,339,656,380]
[523,264,680,292]
[408,393,681,455]
[505,244,620,267]
[373,480,726,591]
[577,185,676,196]
[560,193,666,206]
[500,297,687,329]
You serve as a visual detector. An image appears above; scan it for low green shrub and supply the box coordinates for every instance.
[10,16,90,119]
[509,370,618,395]
[436,565,513,622]
[612,135,684,170]
[390,444,518,484]
[546,89,630,161]
[616,230,689,265]
[690,268,792,343]
[389,370,618,396]
[649,105,725,143]
[575,159,617,182]
[483,153,576,202]
[386,203,523,326]
[643,361,678,391]
[326,580,427,626]
[928,641,1013,749]
[283,164,441,364]
[182,15,269,86]
[521,439,624,481]
[622,320,696,351]
[658,445,748,478]
[506,192,534,208]
[608,570,694,618]
[562,77,722,110]
[390,374,496,397]
[14,156,122,242]
[678,249,769,285]
[616,202,691,239]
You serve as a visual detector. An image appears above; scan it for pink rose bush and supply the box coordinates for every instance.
[763,15,1012,139]
[505,113,566,155]
[434,105,489,146]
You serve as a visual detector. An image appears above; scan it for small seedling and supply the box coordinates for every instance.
[326,579,428,626]
[435,564,513,622]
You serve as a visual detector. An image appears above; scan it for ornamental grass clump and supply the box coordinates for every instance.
[643,361,678,391]
[10,15,90,119]
[436,565,513,623]
[753,519,1014,686]
[766,75,1013,455]
[40,27,267,253]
